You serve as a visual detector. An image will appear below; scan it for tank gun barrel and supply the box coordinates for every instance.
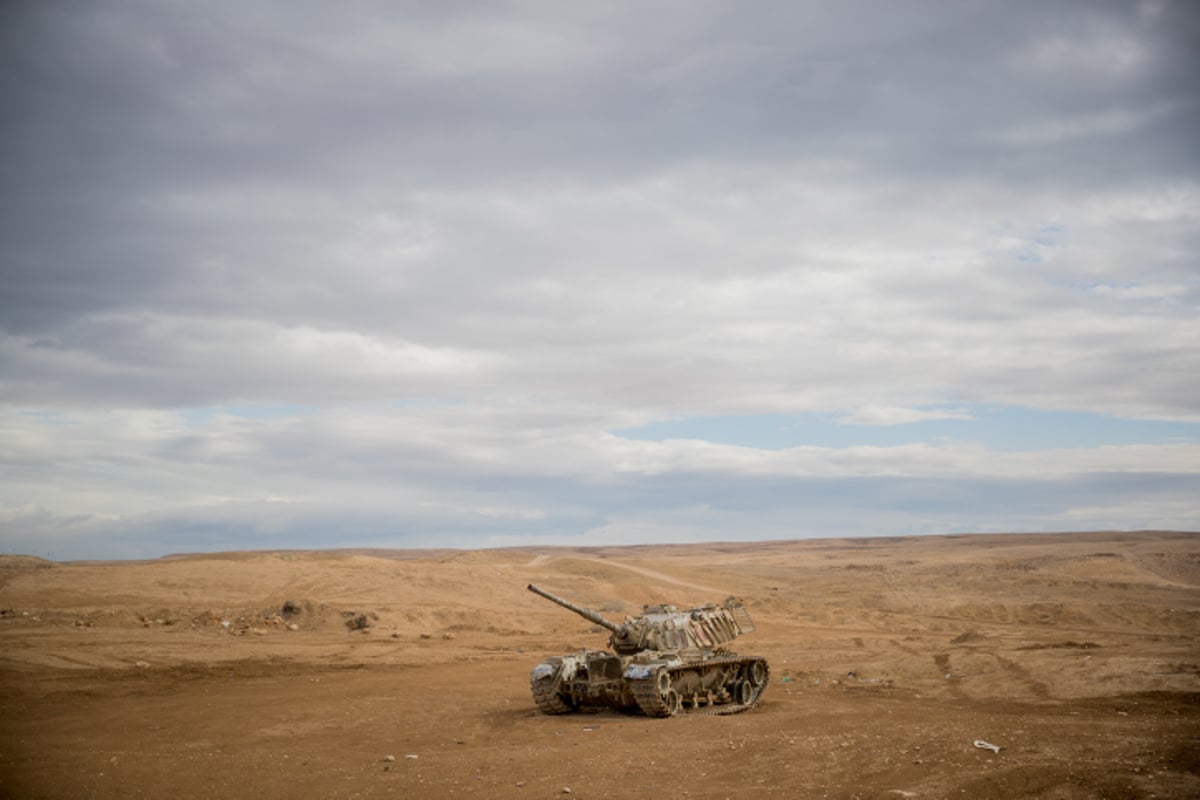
[527,583,621,634]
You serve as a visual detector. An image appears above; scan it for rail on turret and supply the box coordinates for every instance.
[527,583,621,634]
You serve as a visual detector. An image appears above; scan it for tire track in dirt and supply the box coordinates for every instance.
[991,652,1052,699]
[525,555,728,595]
[933,652,969,700]
[889,638,923,656]
[935,648,1053,702]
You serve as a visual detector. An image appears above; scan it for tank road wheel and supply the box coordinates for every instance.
[631,668,680,717]
[670,657,769,716]
[662,689,683,717]
[748,659,768,687]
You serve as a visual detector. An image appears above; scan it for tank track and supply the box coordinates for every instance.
[531,676,574,714]
[630,655,769,717]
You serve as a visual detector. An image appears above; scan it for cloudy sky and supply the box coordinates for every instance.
[2,1,1198,559]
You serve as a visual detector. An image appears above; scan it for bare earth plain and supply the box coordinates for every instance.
[1,531,1198,800]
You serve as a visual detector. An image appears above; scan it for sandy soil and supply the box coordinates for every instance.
[1,530,1197,799]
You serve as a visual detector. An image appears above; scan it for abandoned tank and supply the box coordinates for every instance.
[527,583,769,717]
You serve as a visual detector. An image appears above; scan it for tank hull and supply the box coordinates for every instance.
[530,649,769,717]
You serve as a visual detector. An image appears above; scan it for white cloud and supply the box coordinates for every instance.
[838,407,974,426]
[1092,283,1190,301]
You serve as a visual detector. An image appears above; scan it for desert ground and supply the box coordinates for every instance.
[0,530,1197,799]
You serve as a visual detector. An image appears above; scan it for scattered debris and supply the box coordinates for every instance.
[973,739,1001,754]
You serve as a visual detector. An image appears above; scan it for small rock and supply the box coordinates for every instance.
[442,632,456,640]
[288,623,299,631]
[383,755,396,762]
[405,754,419,760]
[561,787,572,794]
[134,661,151,669]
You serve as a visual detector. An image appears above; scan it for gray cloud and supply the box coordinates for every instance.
[2,1,1198,557]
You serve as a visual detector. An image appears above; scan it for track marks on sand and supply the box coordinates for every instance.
[526,555,728,595]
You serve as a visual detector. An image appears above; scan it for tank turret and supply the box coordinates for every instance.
[526,583,768,717]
